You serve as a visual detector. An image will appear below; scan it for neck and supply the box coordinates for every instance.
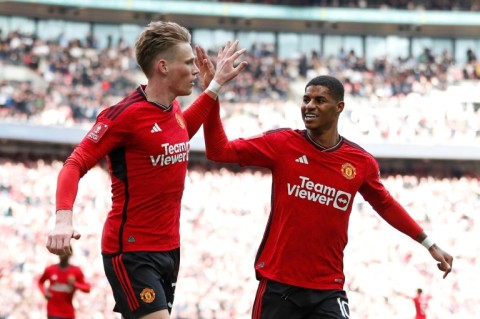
[144,81,173,107]
[306,129,340,149]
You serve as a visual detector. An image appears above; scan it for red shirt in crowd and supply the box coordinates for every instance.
[37,263,91,319]
[413,293,429,319]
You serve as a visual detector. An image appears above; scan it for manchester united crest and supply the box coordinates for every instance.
[140,288,156,303]
[175,112,185,129]
[341,163,356,180]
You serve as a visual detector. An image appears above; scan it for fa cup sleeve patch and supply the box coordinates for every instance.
[87,123,109,143]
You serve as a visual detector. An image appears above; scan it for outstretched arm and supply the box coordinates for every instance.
[361,166,453,280]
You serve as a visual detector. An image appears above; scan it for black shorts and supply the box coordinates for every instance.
[103,249,180,319]
[252,278,350,319]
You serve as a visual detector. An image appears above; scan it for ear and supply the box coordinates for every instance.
[156,59,168,75]
[337,101,345,114]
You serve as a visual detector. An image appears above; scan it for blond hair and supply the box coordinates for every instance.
[135,21,191,78]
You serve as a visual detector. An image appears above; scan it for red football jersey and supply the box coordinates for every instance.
[232,129,423,290]
[38,264,90,318]
[414,295,429,319]
[56,86,215,254]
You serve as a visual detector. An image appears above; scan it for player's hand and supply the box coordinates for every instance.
[212,40,248,85]
[428,244,453,279]
[68,275,76,286]
[46,210,81,255]
[195,45,215,90]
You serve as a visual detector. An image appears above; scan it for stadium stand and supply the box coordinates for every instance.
[0,1,479,318]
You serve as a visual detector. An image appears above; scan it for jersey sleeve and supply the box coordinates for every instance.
[37,267,49,295]
[182,92,218,139]
[56,109,129,210]
[72,267,91,293]
[359,155,423,239]
[203,102,241,163]
[233,131,280,168]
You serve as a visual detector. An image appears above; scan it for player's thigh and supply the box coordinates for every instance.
[138,309,170,319]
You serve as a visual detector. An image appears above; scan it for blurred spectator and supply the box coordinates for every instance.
[0,157,479,318]
[37,252,91,319]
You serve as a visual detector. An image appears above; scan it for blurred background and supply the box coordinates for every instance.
[0,0,479,318]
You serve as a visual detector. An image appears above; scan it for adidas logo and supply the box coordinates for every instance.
[128,235,136,243]
[295,155,309,164]
[151,123,161,133]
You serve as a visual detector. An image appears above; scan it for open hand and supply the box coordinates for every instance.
[195,45,215,90]
[213,40,248,85]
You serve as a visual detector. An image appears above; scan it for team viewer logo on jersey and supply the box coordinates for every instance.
[287,176,352,211]
[140,288,156,303]
[87,123,108,143]
[341,163,356,180]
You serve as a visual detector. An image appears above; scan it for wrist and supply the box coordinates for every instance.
[206,79,222,95]
[421,236,435,249]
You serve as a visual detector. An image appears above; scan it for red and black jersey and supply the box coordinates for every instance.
[37,264,90,318]
[56,86,216,254]
[232,129,423,290]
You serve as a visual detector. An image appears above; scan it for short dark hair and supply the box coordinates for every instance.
[305,75,344,102]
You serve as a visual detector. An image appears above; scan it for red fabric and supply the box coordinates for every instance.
[37,264,90,318]
[182,92,218,139]
[413,295,429,319]
[203,112,424,290]
[56,86,214,254]
[203,102,240,162]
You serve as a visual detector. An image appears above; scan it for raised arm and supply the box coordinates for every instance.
[203,102,240,163]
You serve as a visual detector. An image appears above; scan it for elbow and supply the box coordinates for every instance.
[205,150,221,162]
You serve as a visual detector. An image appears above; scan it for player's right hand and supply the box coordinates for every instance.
[46,210,81,255]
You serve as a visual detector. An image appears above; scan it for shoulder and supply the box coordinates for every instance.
[264,127,295,137]
[342,137,375,159]
[97,88,146,123]
[70,265,85,274]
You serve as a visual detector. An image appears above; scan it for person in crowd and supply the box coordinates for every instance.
[45,20,247,319]
[201,74,453,318]
[38,252,91,319]
[413,288,430,319]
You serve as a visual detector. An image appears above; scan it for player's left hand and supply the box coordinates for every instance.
[68,275,76,286]
[195,45,215,90]
[428,244,453,279]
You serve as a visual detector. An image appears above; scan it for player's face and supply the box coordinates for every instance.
[301,85,343,132]
[166,42,199,96]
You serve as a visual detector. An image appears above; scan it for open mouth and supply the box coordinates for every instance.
[304,114,318,121]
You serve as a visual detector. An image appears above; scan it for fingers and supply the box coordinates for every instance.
[195,46,208,63]
[436,253,453,279]
[46,232,79,255]
[46,236,69,255]
[217,40,240,60]
[438,261,452,279]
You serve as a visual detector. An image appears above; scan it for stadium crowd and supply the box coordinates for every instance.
[1,30,480,145]
[0,17,479,319]
[210,0,480,11]
[0,157,478,318]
